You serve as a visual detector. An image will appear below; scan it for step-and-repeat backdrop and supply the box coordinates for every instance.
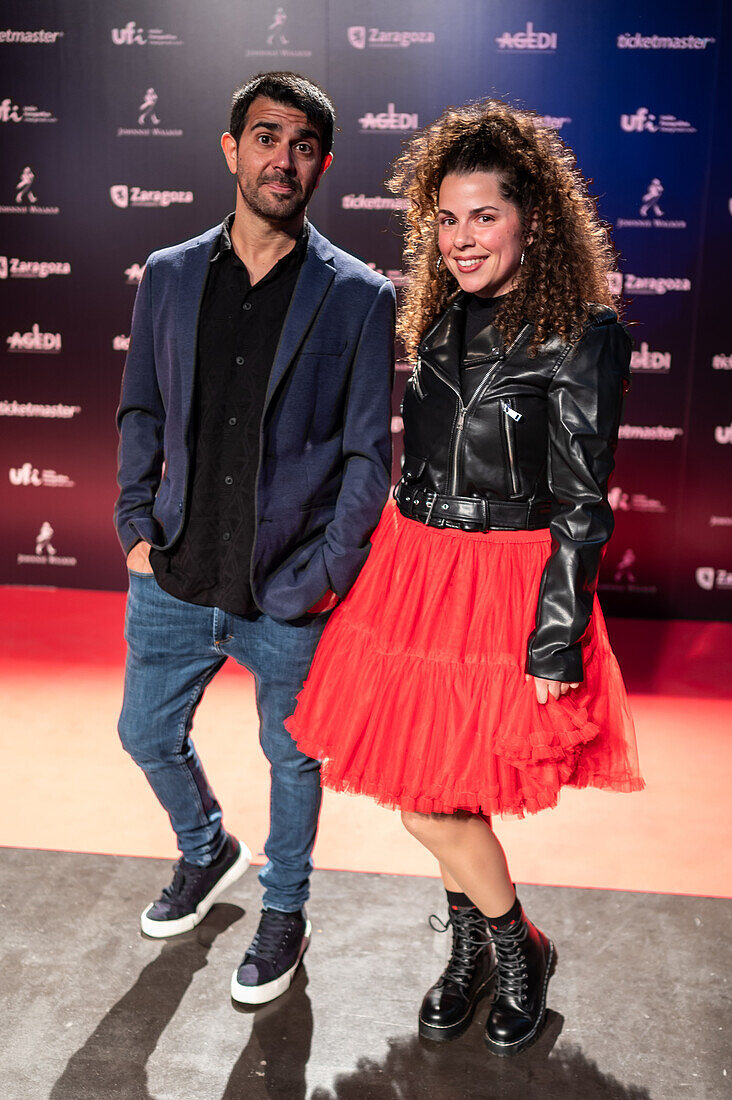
[1,0,730,618]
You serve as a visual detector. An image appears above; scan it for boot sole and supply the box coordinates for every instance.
[418,973,495,1042]
[484,940,556,1057]
[140,841,252,938]
[230,920,311,1005]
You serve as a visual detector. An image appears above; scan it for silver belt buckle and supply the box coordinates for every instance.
[424,491,438,525]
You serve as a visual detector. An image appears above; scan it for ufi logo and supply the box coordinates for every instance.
[0,97,57,124]
[714,422,732,445]
[110,185,193,209]
[358,103,418,132]
[620,107,696,134]
[111,22,183,47]
[6,323,61,352]
[9,462,75,489]
[496,22,557,51]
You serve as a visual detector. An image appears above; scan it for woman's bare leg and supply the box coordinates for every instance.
[439,862,464,893]
[405,811,515,917]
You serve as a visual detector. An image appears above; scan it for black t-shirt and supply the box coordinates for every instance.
[460,293,508,401]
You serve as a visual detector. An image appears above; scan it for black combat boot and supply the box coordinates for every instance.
[484,907,555,1056]
[419,905,496,1041]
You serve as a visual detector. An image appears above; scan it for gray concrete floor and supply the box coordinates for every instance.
[1,847,728,1099]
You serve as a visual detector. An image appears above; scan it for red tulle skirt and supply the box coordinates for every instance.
[287,501,644,818]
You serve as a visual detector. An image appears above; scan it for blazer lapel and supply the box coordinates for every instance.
[265,223,336,408]
[175,227,219,414]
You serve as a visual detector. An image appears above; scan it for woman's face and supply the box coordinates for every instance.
[437,171,525,298]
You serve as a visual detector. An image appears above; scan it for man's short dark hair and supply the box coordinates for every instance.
[229,71,335,157]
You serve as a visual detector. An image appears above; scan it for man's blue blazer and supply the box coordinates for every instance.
[114,220,395,620]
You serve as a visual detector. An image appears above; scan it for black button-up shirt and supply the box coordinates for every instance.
[150,214,308,614]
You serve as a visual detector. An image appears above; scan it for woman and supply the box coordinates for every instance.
[288,99,644,1055]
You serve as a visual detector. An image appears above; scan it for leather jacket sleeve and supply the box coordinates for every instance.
[526,319,631,682]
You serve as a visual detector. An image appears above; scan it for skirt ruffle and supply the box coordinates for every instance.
[287,501,644,818]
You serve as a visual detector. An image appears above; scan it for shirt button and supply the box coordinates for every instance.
[222,531,231,542]
[228,416,237,426]
[224,475,233,486]
[235,356,244,365]
[242,302,252,311]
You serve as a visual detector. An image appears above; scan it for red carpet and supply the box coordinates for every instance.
[2,585,730,897]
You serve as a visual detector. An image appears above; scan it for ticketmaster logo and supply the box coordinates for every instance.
[618,425,683,441]
[342,194,409,210]
[110,185,193,209]
[0,29,64,43]
[617,33,715,49]
[0,400,81,419]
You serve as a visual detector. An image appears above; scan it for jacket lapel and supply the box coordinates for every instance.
[175,227,219,414]
[419,295,467,388]
[265,222,336,408]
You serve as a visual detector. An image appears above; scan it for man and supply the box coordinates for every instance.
[115,72,395,1005]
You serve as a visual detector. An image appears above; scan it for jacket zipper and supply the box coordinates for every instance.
[421,324,531,494]
[501,399,522,497]
[411,356,426,400]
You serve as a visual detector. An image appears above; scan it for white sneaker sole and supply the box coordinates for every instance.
[230,919,311,1005]
[140,841,252,939]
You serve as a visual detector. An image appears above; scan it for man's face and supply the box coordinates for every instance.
[222,96,331,222]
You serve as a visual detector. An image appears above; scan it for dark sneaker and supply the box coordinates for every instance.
[140,834,251,938]
[231,908,311,1005]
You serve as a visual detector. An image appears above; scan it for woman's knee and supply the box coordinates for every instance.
[401,809,452,845]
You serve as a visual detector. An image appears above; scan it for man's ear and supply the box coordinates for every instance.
[221,132,238,175]
[314,152,333,191]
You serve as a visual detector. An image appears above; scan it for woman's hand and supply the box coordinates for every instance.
[525,673,579,705]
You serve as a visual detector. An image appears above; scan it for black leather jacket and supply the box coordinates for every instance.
[397,294,631,682]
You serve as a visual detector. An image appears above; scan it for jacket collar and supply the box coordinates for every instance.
[420,293,512,386]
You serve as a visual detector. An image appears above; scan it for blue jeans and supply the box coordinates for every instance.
[118,571,328,912]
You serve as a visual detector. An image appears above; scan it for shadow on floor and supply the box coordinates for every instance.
[223,966,313,1099]
[50,903,244,1100]
[309,1009,652,1100]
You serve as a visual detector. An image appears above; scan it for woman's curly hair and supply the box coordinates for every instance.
[387,98,619,357]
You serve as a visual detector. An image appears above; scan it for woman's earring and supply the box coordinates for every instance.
[436,255,443,272]
[520,249,526,267]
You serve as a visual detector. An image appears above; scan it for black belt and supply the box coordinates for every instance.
[394,481,554,532]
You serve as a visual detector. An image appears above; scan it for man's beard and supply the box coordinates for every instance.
[237,168,309,222]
